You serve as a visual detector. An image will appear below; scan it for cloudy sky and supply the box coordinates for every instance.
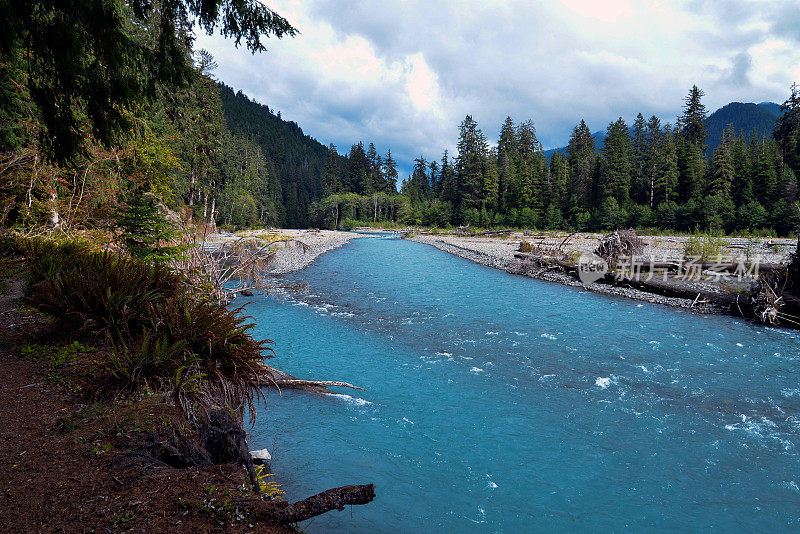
[196,0,800,176]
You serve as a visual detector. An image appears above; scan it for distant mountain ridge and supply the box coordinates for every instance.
[543,101,782,159]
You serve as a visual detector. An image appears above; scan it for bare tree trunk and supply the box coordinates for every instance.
[26,156,39,212]
[189,168,196,206]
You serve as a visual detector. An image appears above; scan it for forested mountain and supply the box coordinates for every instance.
[217,83,332,227]
[706,102,779,152]
[759,102,782,116]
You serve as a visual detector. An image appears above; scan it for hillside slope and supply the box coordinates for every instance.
[217,83,329,227]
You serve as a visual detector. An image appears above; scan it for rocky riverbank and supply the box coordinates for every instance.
[207,229,363,274]
[409,233,793,314]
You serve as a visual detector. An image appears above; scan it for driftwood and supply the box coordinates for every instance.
[250,484,375,524]
[271,379,365,391]
[255,363,365,392]
[595,229,645,261]
[455,226,513,237]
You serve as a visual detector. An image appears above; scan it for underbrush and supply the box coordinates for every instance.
[683,232,726,262]
[1,234,272,417]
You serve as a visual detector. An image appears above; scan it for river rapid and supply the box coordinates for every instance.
[246,233,800,532]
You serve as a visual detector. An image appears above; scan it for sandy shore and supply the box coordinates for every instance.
[207,229,364,274]
[410,232,795,313]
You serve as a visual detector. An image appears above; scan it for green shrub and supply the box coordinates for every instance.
[684,232,725,262]
[10,235,270,410]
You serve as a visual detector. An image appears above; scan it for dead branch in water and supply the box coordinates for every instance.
[270,379,365,391]
[255,363,365,392]
[249,484,375,524]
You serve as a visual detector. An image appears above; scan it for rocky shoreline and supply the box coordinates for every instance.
[207,229,363,274]
[408,234,773,314]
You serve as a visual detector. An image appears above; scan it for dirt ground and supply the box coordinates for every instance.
[0,269,294,533]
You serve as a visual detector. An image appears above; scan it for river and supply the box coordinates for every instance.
[246,233,800,532]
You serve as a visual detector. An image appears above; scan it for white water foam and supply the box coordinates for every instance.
[595,376,616,389]
[470,367,484,373]
[540,333,557,340]
[326,393,372,406]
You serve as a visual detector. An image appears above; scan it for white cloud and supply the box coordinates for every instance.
[195,0,800,175]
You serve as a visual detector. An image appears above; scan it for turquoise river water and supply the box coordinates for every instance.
[246,233,800,532]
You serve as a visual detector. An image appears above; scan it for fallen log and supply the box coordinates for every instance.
[272,379,365,391]
[255,363,365,392]
[603,274,752,314]
[250,484,376,525]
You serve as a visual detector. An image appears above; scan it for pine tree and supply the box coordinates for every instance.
[730,133,753,206]
[775,83,800,177]
[753,141,778,205]
[679,84,709,150]
[631,113,648,204]
[455,115,489,219]
[644,116,662,208]
[549,151,569,212]
[654,124,679,206]
[601,118,633,203]
[382,149,398,193]
[347,142,370,194]
[322,143,341,197]
[1,0,296,163]
[707,124,735,201]
[567,120,596,209]
[440,150,457,209]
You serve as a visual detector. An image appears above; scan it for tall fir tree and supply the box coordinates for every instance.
[775,83,800,177]
[382,149,398,193]
[707,124,735,201]
[455,115,489,220]
[601,118,633,203]
[567,119,596,210]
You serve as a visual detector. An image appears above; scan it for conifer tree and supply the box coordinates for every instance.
[322,144,341,197]
[1,0,296,163]
[644,116,662,207]
[631,113,648,204]
[567,120,596,209]
[654,125,679,206]
[382,149,398,193]
[601,118,633,203]
[455,115,489,219]
[707,125,735,201]
[679,85,709,150]
[775,83,800,177]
